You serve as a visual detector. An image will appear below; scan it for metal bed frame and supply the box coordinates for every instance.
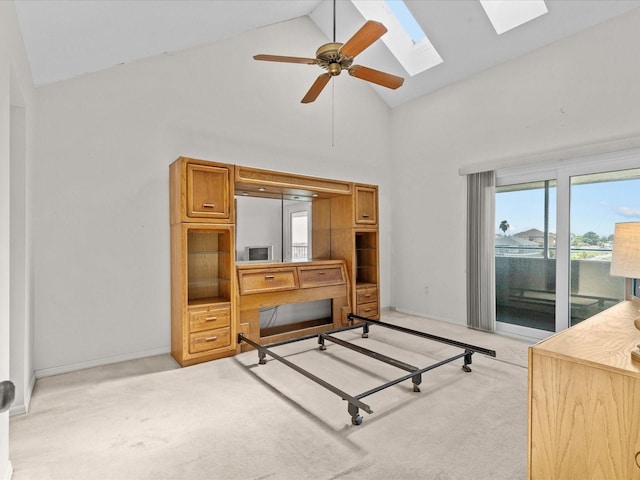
[238,313,496,425]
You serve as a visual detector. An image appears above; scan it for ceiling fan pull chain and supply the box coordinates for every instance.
[331,78,335,147]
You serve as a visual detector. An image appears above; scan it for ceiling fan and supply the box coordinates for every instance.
[253,3,404,104]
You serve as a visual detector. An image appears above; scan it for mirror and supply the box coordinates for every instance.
[235,196,313,263]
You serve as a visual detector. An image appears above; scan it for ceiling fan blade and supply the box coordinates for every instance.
[253,54,318,65]
[348,65,404,90]
[339,20,387,58]
[301,74,331,103]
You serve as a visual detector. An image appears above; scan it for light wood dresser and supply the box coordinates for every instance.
[528,299,640,479]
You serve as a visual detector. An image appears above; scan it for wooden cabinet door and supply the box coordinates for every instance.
[355,185,377,225]
[529,352,640,479]
[187,163,230,220]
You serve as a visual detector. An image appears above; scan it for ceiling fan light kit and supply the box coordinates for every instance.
[254,19,404,104]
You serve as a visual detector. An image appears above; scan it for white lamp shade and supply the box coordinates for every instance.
[610,222,640,278]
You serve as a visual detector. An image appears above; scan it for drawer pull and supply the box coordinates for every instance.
[202,203,216,208]
[204,316,218,321]
[318,272,326,275]
[204,336,218,342]
[264,275,275,279]
[362,214,370,218]
[635,451,640,469]
[363,294,372,298]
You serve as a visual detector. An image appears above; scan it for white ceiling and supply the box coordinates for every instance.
[14,0,640,108]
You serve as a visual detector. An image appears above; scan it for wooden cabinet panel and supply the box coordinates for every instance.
[327,186,380,318]
[170,157,234,224]
[355,185,377,225]
[238,267,298,295]
[235,165,352,197]
[298,265,345,288]
[528,300,640,479]
[530,352,640,479]
[189,327,231,354]
[170,219,236,366]
[189,305,231,333]
[328,184,377,228]
[187,163,231,220]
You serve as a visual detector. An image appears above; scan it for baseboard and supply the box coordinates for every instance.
[24,373,35,411]
[9,373,36,416]
[2,461,13,480]
[35,346,171,378]
[390,307,466,327]
[8,404,25,417]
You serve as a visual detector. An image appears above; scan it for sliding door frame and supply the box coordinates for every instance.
[495,148,640,340]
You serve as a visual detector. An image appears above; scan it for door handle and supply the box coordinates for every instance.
[0,380,15,413]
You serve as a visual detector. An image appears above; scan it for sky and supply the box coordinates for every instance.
[496,178,640,238]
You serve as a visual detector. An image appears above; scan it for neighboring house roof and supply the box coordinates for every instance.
[514,228,544,238]
[495,235,540,248]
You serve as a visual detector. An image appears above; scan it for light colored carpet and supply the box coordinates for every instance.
[9,311,531,480]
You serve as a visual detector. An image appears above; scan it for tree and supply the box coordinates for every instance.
[499,220,510,235]
[582,231,600,245]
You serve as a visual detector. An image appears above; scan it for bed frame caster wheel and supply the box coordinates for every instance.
[319,345,327,351]
[462,364,472,372]
[413,384,421,393]
[258,352,267,365]
[351,415,363,426]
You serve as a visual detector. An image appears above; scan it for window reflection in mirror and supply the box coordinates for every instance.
[235,195,312,263]
[283,200,311,262]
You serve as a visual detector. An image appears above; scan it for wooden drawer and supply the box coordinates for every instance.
[356,286,378,305]
[189,305,231,333]
[189,327,231,354]
[238,267,298,295]
[298,265,345,288]
[357,301,379,318]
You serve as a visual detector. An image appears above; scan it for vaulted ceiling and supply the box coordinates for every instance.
[14,0,640,108]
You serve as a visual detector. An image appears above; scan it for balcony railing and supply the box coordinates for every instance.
[291,245,308,260]
[495,246,625,330]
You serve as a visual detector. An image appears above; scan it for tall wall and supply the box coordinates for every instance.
[389,8,640,324]
[33,16,392,374]
[1,0,35,476]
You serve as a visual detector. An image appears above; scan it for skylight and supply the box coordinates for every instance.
[479,0,548,35]
[351,0,442,77]
[383,0,426,43]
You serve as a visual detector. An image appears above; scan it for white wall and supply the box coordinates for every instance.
[1,0,35,475]
[235,196,283,262]
[389,9,640,325]
[29,1,640,376]
[33,16,392,374]
[0,55,10,480]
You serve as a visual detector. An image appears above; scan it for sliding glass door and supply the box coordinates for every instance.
[495,158,640,338]
[568,169,640,325]
[495,181,556,332]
